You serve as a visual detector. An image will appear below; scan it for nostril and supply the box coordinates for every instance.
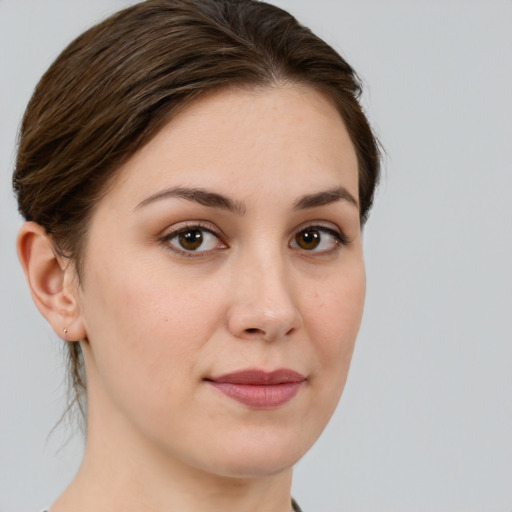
[245,328,263,334]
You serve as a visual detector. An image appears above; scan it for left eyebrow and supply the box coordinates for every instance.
[293,186,359,210]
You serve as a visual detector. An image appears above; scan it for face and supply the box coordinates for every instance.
[76,85,364,478]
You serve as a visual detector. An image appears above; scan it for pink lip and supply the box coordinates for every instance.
[206,369,306,409]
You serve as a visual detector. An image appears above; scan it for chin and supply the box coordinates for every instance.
[195,429,311,479]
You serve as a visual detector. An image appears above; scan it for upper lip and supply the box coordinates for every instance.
[206,369,306,385]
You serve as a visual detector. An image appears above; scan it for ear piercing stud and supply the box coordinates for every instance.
[63,327,68,334]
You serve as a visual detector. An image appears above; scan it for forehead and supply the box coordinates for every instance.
[103,84,359,209]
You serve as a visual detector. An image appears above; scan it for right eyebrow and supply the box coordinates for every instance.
[134,186,247,215]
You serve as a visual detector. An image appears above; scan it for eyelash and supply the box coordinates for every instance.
[159,222,348,257]
[291,224,349,253]
[159,221,226,257]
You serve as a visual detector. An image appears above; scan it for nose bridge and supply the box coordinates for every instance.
[249,246,291,308]
[227,240,302,340]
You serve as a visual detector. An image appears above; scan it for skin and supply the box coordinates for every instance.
[17,84,365,512]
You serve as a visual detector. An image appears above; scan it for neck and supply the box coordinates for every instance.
[51,388,294,512]
[54,452,293,512]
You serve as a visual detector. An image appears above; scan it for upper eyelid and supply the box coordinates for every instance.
[161,221,342,235]
[161,221,224,239]
[158,222,227,253]
[293,226,344,241]
[291,225,351,252]
[159,220,348,246]
[159,223,227,257]
[292,221,346,239]
[293,218,342,231]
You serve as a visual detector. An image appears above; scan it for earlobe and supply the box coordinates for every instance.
[16,221,86,341]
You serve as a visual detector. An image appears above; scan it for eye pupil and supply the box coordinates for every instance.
[179,229,203,250]
[296,229,320,250]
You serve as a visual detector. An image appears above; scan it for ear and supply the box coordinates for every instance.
[16,221,87,341]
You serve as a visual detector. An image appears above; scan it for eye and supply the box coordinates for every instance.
[162,224,226,255]
[290,225,346,253]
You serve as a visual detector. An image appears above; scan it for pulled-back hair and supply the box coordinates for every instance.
[13,0,380,420]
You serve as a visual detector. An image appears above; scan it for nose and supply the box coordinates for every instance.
[226,252,303,342]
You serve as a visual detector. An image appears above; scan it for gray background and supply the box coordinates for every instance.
[1,1,511,511]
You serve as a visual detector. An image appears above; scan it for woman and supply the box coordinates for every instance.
[13,0,380,510]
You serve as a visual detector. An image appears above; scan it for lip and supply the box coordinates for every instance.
[206,369,306,409]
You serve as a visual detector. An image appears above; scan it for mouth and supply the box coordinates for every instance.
[205,369,306,409]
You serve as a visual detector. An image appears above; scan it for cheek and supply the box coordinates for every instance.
[79,254,227,403]
[310,263,365,347]
[304,261,365,395]
[84,245,223,336]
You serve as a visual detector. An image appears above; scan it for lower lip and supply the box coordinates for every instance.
[208,382,303,409]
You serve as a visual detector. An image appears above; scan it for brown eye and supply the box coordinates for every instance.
[178,229,203,250]
[294,229,321,250]
[164,225,225,254]
[291,225,345,253]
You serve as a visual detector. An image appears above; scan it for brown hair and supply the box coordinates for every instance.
[13,0,380,420]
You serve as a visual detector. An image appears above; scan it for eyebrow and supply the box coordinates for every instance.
[135,186,247,215]
[135,185,358,214]
[293,186,359,210]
